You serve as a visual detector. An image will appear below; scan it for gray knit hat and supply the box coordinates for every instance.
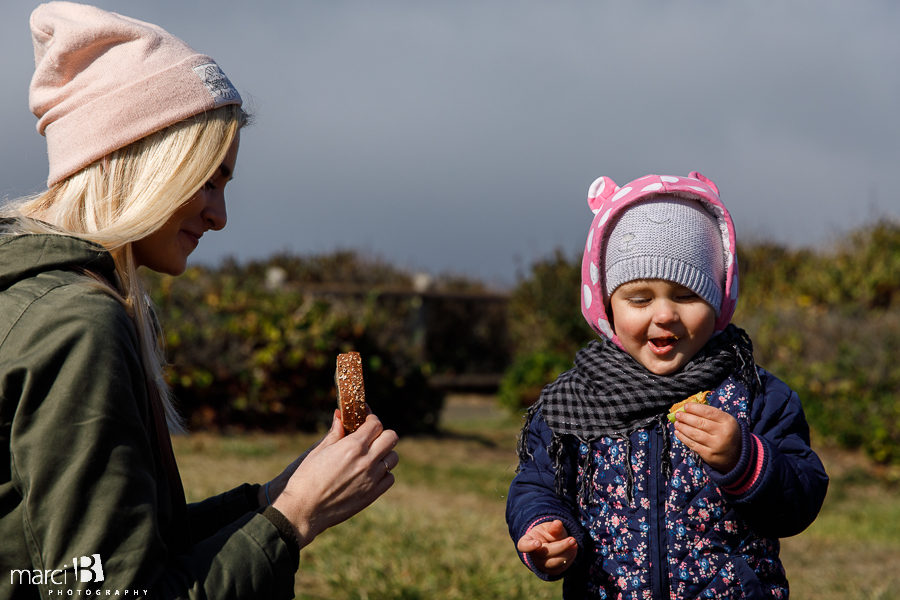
[604,197,725,313]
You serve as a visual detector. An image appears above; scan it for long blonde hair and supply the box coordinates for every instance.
[2,104,248,430]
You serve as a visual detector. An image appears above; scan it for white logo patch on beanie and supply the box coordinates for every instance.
[193,63,241,106]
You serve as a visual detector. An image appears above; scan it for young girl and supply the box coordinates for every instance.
[506,172,829,598]
[1,3,397,598]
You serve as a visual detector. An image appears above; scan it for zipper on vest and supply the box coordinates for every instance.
[648,423,669,598]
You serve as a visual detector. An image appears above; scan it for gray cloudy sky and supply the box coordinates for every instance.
[2,1,898,286]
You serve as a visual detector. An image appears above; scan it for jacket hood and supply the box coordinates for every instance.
[0,232,117,290]
[580,171,738,349]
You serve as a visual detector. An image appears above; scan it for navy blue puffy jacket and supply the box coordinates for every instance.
[506,369,828,599]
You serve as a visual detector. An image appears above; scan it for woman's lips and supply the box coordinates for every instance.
[181,230,201,249]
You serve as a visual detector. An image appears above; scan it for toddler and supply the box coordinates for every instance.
[506,172,828,599]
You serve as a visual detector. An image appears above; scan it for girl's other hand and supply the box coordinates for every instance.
[516,519,578,576]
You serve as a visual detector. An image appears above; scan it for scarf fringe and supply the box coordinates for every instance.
[659,415,673,482]
[617,416,672,506]
[519,410,681,507]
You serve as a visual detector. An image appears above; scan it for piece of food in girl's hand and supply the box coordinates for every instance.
[335,351,366,433]
[667,390,711,423]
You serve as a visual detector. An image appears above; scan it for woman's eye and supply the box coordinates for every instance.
[203,180,217,191]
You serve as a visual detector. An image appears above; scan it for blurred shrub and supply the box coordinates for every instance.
[145,252,445,435]
[739,220,900,311]
[498,350,573,412]
[503,219,900,464]
[506,248,594,358]
[736,219,900,463]
[420,293,510,378]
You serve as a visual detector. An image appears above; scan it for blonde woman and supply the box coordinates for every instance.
[0,3,398,598]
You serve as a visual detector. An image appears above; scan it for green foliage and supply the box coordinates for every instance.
[504,219,900,464]
[739,220,900,311]
[507,248,594,358]
[498,350,573,412]
[735,219,900,462]
[144,252,445,434]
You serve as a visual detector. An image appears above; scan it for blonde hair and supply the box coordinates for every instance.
[2,104,248,431]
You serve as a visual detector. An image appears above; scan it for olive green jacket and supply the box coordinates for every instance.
[0,233,298,599]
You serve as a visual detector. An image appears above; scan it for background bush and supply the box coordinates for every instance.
[736,220,900,463]
[146,252,444,434]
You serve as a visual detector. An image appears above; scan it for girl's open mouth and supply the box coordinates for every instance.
[649,335,680,354]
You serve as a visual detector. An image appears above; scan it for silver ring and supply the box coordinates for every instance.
[383,459,391,472]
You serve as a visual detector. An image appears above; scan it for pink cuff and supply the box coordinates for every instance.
[723,434,765,496]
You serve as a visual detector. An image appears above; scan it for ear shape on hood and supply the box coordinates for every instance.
[689,171,720,196]
[587,176,619,214]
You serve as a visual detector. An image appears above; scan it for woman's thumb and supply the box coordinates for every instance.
[320,409,345,445]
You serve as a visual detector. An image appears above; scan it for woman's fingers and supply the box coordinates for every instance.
[353,413,385,441]
[270,408,401,543]
[381,450,399,472]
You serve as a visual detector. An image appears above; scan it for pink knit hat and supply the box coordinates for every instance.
[29,2,243,186]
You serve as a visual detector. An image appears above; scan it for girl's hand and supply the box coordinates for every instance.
[516,519,578,576]
[673,402,741,473]
[269,409,399,548]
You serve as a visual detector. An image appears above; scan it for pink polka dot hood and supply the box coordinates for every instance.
[580,171,739,350]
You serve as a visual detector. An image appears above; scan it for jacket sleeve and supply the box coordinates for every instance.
[6,285,297,599]
[186,483,261,542]
[506,408,586,581]
[707,369,829,538]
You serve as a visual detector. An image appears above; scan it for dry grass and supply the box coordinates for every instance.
[781,441,900,599]
[173,395,899,599]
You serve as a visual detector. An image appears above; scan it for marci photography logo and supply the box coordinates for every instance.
[10,552,148,596]
[9,554,103,586]
[9,554,103,585]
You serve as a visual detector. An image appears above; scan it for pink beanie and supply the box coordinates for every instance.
[29,2,243,186]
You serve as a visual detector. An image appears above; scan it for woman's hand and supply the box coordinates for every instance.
[516,519,578,576]
[268,409,399,548]
[673,402,741,473]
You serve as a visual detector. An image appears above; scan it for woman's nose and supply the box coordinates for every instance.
[202,192,227,231]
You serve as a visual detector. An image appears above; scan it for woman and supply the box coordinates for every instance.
[0,3,398,598]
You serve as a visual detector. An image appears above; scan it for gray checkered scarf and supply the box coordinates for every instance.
[517,324,758,502]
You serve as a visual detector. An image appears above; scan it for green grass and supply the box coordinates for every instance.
[779,444,900,599]
[173,396,899,599]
